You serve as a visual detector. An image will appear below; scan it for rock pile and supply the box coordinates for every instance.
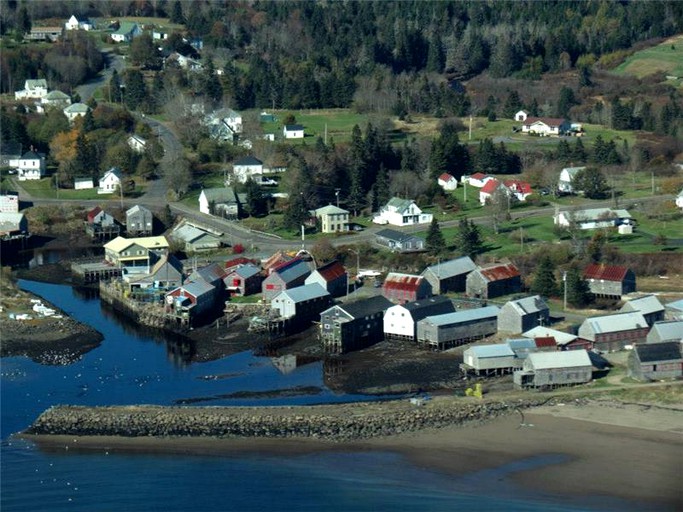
[26,397,556,441]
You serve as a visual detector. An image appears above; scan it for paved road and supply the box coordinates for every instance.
[76,50,125,103]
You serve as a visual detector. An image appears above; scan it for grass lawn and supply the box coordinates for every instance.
[261,109,370,144]
[613,34,683,81]
[17,178,103,200]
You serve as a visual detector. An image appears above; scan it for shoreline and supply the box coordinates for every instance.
[21,400,682,509]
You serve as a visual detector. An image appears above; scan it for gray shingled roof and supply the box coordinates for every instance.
[583,312,647,335]
[232,264,261,279]
[505,295,548,315]
[336,295,392,319]
[527,350,592,370]
[648,321,683,342]
[422,256,476,280]
[467,344,514,358]
[274,258,311,284]
[276,283,329,303]
[420,305,500,327]
[376,228,424,243]
[620,295,664,316]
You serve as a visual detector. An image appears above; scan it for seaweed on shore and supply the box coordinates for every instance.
[173,386,323,404]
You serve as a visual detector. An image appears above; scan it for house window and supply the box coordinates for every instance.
[324,324,330,329]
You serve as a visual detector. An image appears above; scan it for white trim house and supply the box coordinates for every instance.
[15,79,48,100]
[12,151,46,181]
[373,197,432,226]
[98,167,122,194]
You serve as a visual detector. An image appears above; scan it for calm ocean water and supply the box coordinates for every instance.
[1,281,650,511]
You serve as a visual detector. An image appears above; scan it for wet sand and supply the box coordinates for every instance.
[24,401,683,509]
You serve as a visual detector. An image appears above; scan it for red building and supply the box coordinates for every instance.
[382,272,432,304]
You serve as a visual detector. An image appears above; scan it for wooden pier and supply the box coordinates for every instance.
[72,260,122,284]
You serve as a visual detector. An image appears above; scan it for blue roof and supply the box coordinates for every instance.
[421,305,499,326]
[507,338,537,351]
[274,258,311,284]
[175,280,214,298]
[233,264,260,279]
[468,344,515,358]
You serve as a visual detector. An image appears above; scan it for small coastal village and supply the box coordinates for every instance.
[1,2,682,510]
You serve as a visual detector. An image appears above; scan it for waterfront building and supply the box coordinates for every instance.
[416,305,500,350]
[646,321,683,344]
[466,262,521,299]
[305,260,348,298]
[262,258,312,302]
[619,295,664,326]
[577,312,649,352]
[224,264,263,297]
[497,295,549,334]
[104,236,169,274]
[514,350,593,389]
[421,256,476,294]
[628,342,683,381]
[320,296,392,354]
[382,272,432,304]
[271,283,331,322]
[383,296,454,342]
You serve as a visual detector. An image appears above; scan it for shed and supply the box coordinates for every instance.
[462,344,518,376]
[224,264,263,297]
[506,338,539,360]
[466,262,521,299]
[416,305,500,350]
[628,342,682,381]
[262,258,312,302]
[271,283,331,322]
[384,296,455,342]
[646,321,683,344]
[382,272,432,303]
[171,224,221,252]
[522,326,578,350]
[620,295,665,326]
[497,295,550,334]
[514,350,593,389]
[583,264,636,298]
[126,205,153,236]
[320,295,392,354]
[577,312,649,352]
[665,299,683,320]
[305,260,348,298]
[421,256,476,294]
[165,280,216,322]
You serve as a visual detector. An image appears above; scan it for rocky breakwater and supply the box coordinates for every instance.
[25,397,556,442]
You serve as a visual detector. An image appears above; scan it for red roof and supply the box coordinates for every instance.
[315,260,346,282]
[479,263,520,282]
[438,172,455,182]
[523,117,567,127]
[534,337,557,349]
[480,179,501,194]
[87,206,102,223]
[263,251,292,272]
[470,172,488,180]
[225,257,257,271]
[583,263,630,282]
[383,273,424,292]
[504,180,533,195]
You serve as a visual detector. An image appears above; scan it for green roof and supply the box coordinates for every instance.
[113,22,139,36]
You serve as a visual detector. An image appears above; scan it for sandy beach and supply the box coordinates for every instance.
[24,400,683,509]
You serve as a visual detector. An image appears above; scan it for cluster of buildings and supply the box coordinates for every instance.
[14,79,90,123]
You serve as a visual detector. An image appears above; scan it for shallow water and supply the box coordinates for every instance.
[1,281,650,511]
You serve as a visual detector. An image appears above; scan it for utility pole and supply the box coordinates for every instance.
[468,115,473,141]
[335,189,340,208]
[563,271,568,311]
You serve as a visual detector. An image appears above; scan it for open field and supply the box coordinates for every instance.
[613,34,683,82]
[260,109,370,144]
[16,178,103,200]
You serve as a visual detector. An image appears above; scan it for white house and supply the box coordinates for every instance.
[12,151,46,181]
[65,15,93,31]
[521,117,570,136]
[311,204,350,233]
[98,167,123,194]
[283,124,304,139]
[554,208,633,230]
[514,110,528,122]
[558,166,586,194]
[479,179,509,205]
[74,177,94,190]
[224,109,243,134]
[372,197,433,226]
[128,135,147,153]
[463,172,494,188]
[383,296,455,341]
[14,79,49,100]
[63,103,90,122]
[437,173,458,191]
[231,156,263,184]
[111,22,141,43]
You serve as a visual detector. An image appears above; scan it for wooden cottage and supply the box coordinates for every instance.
[620,295,665,326]
[577,312,649,352]
[305,260,348,298]
[85,206,120,239]
[262,258,312,302]
[382,272,432,304]
[271,283,331,323]
[514,350,593,390]
[421,256,476,294]
[223,264,263,296]
[383,296,455,342]
[461,344,519,376]
[320,296,392,354]
[416,305,500,350]
[583,263,636,298]
[497,295,550,334]
[466,262,522,300]
[628,342,682,381]
[646,321,683,344]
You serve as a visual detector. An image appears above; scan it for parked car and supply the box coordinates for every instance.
[258,176,278,186]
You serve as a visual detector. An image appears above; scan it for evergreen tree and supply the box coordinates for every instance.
[245,178,268,217]
[455,218,482,259]
[529,98,540,116]
[426,32,445,73]
[555,139,572,162]
[531,255,557,297]
[572,138,588,163]
[81,109,96,133]
[170,0,185,24]
[203,59,223,104]
[375,164,391,207]
[556,86,576,118]
[283,192,309,231]
[502,90,522,119]
[565,265,592,308]
[109,69,123,104]
[574,167,609,199]
[425,218,446,255]
[124,70,148,110]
